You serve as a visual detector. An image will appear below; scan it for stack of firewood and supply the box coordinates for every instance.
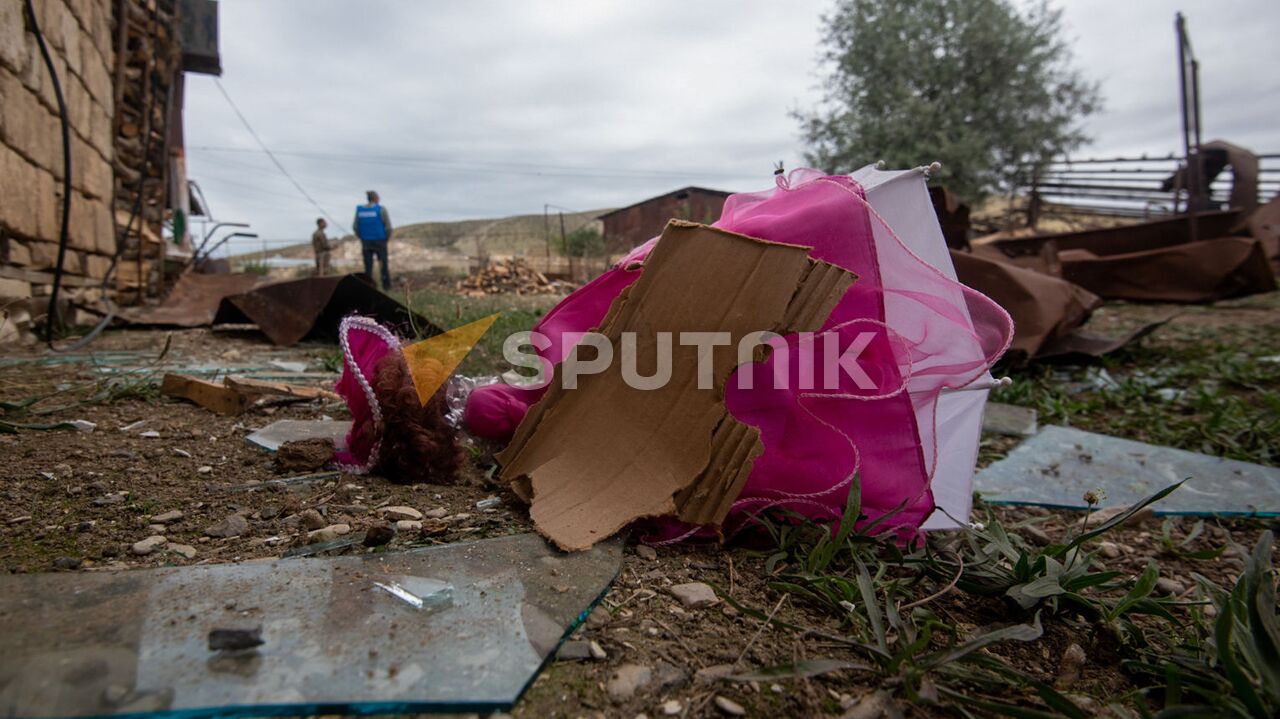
[457,259,564,296]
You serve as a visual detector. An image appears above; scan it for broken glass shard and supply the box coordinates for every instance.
[0,533,622,717]
[245,419,351,452]
[975,425,1280,515]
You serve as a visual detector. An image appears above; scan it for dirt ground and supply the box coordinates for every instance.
[1,293,1277,718]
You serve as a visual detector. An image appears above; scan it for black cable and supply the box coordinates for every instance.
[24,0,72,346]
[212,79,345,229]
[45,1,160,352]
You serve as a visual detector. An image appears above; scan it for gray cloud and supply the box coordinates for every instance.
[184,0,1277,254]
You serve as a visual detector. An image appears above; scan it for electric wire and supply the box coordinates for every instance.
[211,79,345,229]
[25,0,73,347]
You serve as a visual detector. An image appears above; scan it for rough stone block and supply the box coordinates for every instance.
[0,0,26,74]
[34,168,61,241]
[1,73,56,172]
[58,7,81,79]
[84,251,111,280]
[66,74,92,139]
[80,34,110,104]
[28,239,59,270]
[0,278,33,299]
[68,192,97,252]
[6,238,33,265]
[88,99,111,157]
[0,143,40,238]
[93,200,115,255]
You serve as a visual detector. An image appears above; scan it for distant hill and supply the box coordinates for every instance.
[245,209,610,261]
[394,209,607,257]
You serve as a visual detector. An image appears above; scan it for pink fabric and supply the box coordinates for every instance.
[333,316,401,472]
[465,170,1012,537]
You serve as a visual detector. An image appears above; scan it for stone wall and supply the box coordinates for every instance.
[0,0,117,307]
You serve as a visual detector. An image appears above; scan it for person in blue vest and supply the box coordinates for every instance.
[353,190,394,289]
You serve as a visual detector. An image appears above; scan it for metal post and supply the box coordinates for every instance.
[1176,12,1200,242]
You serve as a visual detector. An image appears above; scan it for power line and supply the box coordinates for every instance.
[212,79,345,227]
[189,144,758,182]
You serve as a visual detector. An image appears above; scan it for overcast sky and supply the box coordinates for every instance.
[183,0,1280,254]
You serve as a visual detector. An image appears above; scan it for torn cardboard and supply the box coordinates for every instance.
[497,221,856,551]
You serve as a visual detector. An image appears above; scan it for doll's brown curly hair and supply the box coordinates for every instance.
[369,351,462,484]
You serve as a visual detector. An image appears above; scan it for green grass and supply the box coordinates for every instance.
[723,483,1279,718]
[992,340,1280,466]
[409,288,561,377]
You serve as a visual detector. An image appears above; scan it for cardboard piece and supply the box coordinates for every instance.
[975,425,1280,516]
[498,221,856,550]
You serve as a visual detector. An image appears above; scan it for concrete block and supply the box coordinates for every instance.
[0,0,26,74]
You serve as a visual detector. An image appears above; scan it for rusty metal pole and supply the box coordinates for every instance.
[1176,12,1200,242]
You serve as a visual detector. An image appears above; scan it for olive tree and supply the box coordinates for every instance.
[797,0,1101,202]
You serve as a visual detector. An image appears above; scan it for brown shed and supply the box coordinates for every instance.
[598,186,731,253]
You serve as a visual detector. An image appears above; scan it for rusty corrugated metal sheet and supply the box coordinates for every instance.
[212,274,442,346]
[118,272,265,327]
[599,187,730,253]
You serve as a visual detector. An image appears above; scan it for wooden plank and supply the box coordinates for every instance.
[224,376,340,402]
[160,373,251,415]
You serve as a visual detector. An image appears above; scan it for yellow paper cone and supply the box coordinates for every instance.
[401,313,500,405]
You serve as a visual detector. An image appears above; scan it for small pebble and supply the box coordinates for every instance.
[606,664,652,703]
[661,699,682,715]
[299,509,326,531]
[422,507,448,519]
[395,520,422,531]
[379,506,423,521]
[363,521,396,547]
[197,466,213,475]
[635,545,657,561]
[168,543,198,559]
[53,556,83,570]
[132,535,167,556]
[151,510,184,524]
[205,514,249,538]
[670,582,718,608]
[714,696,745,716]
[307,523,351,543]
[1098,541,1121,559]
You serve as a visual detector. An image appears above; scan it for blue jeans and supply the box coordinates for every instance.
[361,240,391,289]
